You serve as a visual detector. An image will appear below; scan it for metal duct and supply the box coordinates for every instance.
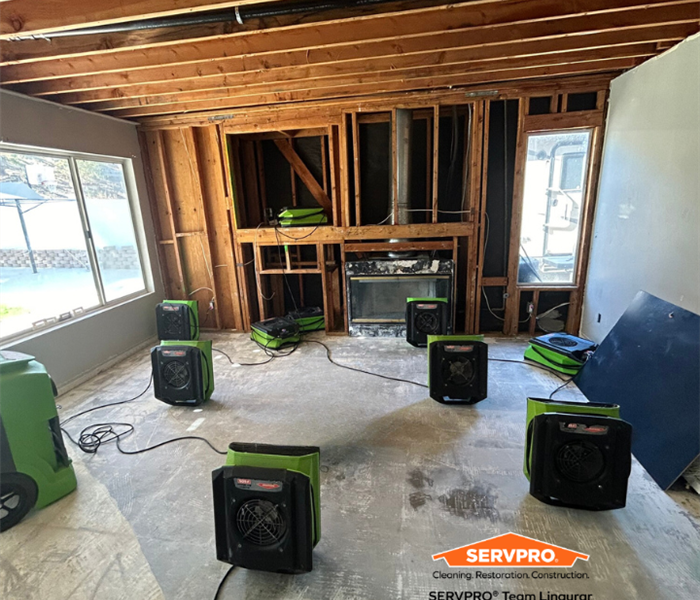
[13,0,394,39]
[392,108,413,226]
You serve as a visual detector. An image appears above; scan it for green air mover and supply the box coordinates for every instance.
[251,317,300,350]
[524,397,621,481]
[0,351,77,531]
[288,307,325,333]
[212,442,321,573]
[156,300,199,341]
[524,333,596,375]
[278,207,328,227]
[427,335,487,404]
[152,340,214,406]
[406,298,449,347]
[529,412,632,510]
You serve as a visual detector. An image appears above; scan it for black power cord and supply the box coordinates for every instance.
[214,566,237,600]
[303,339,429,389]
[549,376,576,399]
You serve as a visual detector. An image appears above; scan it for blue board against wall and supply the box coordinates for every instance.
[575,291,700,490]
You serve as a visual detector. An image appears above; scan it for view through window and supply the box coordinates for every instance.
[517,130,592,285]
[0,147,146,340]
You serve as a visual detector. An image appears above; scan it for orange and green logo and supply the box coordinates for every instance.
[432,533,589,568]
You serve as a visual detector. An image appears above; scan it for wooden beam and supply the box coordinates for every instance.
[4,0,692,86]
[42,18,695,103]
[238,222,475,245]
[0,1,282,39]
[98,54,644,119]
[432,105,440,223]
[273,138,332,214]
[140,74,614,130]
[90,43,655,113]
[0,1,452,64]
[524,110,605,131]
[351,112,361,226]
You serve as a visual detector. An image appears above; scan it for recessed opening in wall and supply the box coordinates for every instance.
[358,113,392,226]
[529,96,552,115]
[535,291,571,333]
[566,92,598,112]
[483,99,519,279]
[517,129,592,285]
[479,286,507,332]
[229,131,332,229]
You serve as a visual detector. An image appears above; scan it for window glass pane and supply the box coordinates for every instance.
[518,130,591,285]
[77,160,145,302]
[0,151,100,339]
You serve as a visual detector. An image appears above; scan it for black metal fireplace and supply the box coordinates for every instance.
[345,258,454,337]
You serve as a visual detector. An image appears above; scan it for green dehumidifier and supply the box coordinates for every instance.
[212,442,321,573]
[0,351,77,531]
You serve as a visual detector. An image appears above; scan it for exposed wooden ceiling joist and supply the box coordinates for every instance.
[83,44,656,114]
[139,73,616,128]
[1,0,687,85]
[0,0,446,64]
[0,0,696,122]
[105,56,643,118]
[0,0,284,39]
[33,18,698,102]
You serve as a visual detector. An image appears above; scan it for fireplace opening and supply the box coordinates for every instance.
[345,258,454,337]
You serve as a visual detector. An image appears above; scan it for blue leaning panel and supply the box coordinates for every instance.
[574,291,700,490]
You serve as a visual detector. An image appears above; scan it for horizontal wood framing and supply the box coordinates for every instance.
[0,0,696,124]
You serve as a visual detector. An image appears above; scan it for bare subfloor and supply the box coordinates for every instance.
[2,335,699,600]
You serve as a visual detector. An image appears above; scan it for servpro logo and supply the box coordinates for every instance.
[432,533,589,568]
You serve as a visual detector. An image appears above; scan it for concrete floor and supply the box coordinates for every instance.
[1,334,699,600]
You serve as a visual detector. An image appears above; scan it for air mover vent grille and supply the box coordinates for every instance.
[162,361,190,389]
[443,356,475,387]
[549,336,578,348]
[163,313,183,337]
[236,499,287,546]
[556,441,605,483]
[415,312,439,334]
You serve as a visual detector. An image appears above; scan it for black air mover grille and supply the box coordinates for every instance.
[556,441,605,483]
[443,356,475,387]
[162,361,190,388]
[415,312,439,334]
[163,313,183,336]
[236,499,287,546]
[549,336,578,348]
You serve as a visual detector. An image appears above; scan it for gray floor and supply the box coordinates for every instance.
[2,334,699,600]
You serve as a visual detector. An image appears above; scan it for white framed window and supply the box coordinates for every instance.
[0,143,150,342]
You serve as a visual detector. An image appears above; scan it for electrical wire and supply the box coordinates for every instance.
[61,375,153,426]
[549,376,576,399]
[60,375,226,456]
[214,566,237,600]
[212,346,274,367]
[304,339,428,388]
[61,422,227,455]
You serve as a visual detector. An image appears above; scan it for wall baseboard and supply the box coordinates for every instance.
[57,336,157,396]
